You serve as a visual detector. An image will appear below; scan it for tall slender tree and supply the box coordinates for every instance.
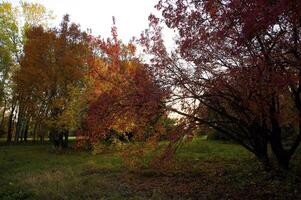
[0,1,54,143]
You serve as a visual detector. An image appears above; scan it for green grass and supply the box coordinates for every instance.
[0,138,300,200]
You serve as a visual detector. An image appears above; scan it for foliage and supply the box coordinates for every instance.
[0,1,55,143]
[81,24,167,145]
[21,1,55,31]
[0,2,18,125]
[14,15,91,147]
[141,0,301,169]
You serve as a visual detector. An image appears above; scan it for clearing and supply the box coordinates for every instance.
[0,138,300,200]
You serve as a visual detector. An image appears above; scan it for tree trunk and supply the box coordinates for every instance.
[50,128,60,149]
[7,112,14,143]
[62,130,69,148]
[254,136,271,170]
[270,97,291,170]
[6,103,16,143]
[1,99,7,130]
[23,121,29,142]
[33,121,38,142]
[15,119,23,143]
[270,129,290,170]
[20,123,25,143]
[39,128,45,144]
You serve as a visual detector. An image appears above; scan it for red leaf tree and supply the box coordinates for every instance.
[81,25,167,145]
[142,0,301,169]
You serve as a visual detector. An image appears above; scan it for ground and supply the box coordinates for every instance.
[0,138,301,200]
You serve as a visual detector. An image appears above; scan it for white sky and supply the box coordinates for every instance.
[9,0,160,43]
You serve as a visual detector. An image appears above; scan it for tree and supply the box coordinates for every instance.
[0,1,54,143]
[0,2,19,140]
[14,15,90,148]
[81,24,167,145]
[142,0,301,169]
[21,1,54,30]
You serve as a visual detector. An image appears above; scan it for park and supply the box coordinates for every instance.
[1,0,301,199]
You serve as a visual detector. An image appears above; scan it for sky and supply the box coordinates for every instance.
[10,0,161,43]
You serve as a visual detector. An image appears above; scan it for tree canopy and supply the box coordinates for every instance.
[140,0,301,169]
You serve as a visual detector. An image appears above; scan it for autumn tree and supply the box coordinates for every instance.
[81,24,167,145]
[142,0,301,169]
[21,1,54,31]
[0,1,54,143]
[14,15,90,148]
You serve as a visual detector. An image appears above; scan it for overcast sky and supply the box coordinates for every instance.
[10,0,160,43]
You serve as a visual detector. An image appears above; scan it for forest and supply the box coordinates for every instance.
[1,0,301,199]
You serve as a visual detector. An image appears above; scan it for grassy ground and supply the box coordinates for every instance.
[0,138,301,200]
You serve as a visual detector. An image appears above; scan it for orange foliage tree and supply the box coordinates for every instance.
[81,24,167,145]
[14,15,91,148]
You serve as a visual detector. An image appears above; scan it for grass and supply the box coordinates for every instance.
[0,138,301,200]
